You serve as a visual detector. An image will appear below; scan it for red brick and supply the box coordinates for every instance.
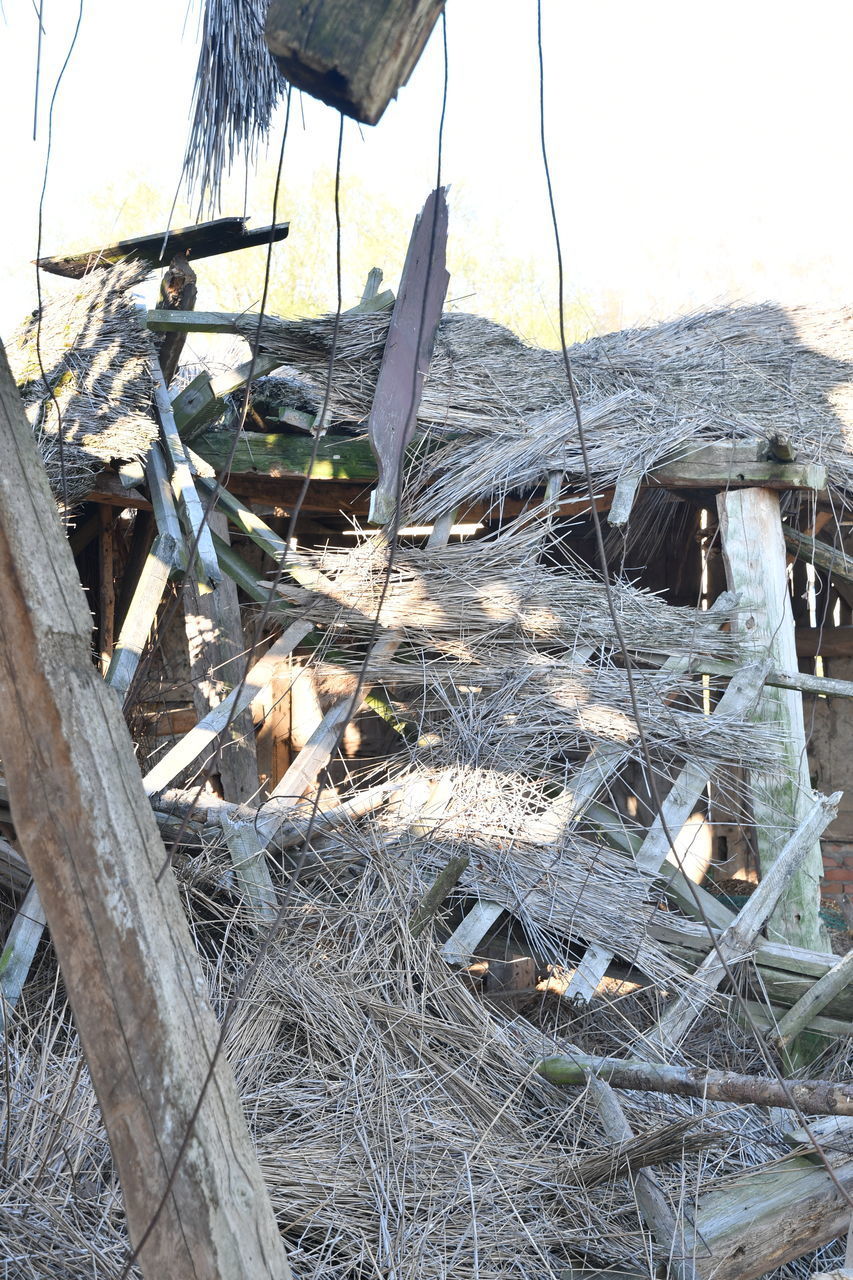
[822,867,848,882]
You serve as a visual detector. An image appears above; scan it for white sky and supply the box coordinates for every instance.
[1,0,852,340]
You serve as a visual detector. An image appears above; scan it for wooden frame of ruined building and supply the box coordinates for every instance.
[6,209,853,1278]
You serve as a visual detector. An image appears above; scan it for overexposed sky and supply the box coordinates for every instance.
[1,0,851,340]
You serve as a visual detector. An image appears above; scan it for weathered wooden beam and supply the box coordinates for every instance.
[195,428,382,482]
[38,218,289,278]
[563,1055,704,1280]
[718,488,829,956]
[171,353,283,441]
[650,443,825,491]
[785,526,853,589]
[0,882,47,1022]
[367,187,449,524]
[797,627,853,658]
[695,1154,853,1280]
[153,365,221,587]
[183,514,263,807]
[146,309,244,334]
[264,0,446,124]
[105,533,179,701]
[143,619,313,797]
[774,946,853,1051]
[538,1051,853,1116]
[0,340,291,1276]
[410,854,470,939]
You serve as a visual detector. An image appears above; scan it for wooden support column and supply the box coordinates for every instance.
[718,488,830,954]
[98,505,115,676]
[0,342,291,1277]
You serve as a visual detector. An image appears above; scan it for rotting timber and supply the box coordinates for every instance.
[6,212,853,1280]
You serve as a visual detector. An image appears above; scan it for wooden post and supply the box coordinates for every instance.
[98,505,115,676]
[0,342,292,1278]
[718,488,829,954]
[183,513,264,806]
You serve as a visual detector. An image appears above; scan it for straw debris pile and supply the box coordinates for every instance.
[6,841,838,1280]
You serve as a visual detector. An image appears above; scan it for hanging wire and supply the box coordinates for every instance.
[33,0,85,515]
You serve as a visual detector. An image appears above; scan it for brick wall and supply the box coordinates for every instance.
[820,841,853,899]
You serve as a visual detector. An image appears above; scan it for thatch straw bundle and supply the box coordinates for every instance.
[280,519,741,664]
[8,262,158,505]
[240,302,853,520]
[184,0,284,211]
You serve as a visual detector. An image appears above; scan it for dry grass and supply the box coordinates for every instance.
[5,840,835,1280]
[7,262,158,507]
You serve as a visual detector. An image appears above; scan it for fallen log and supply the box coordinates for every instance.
[538,1052,853,1115]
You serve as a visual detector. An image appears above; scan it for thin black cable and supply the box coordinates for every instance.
[535,0,853,1218]
[32,0,44,139]
[121,18,450,1265]
[34,0,84,516]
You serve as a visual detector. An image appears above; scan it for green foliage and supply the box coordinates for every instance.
[85,167,599,350]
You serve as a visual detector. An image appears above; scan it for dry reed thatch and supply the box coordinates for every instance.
[6,837,843,1280]
[236,302,853,521]
[7,262,158,506]
[184,0,284,212]
[4,834,835,1274]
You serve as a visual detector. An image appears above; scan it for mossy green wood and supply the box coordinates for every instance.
[194,429,381,481]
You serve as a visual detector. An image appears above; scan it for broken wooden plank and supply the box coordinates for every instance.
[195,428,382,482]
[0,882,47,1024]
[410,854,470,938]
[143,619,314,796]
[264,0,445,124]
[367,187,449,524]
[565,660,769,1003]
[98,506,115,676]
[774,946,853,1051]
[183,513,263,807]
[153,364,221,588]
[608,472,642,527]
[652,791,840,1049]
[105,533,179,701]
[145,441,187,571]
[0,339,291,1275]
[38,217,289,278]
[441,900,505,965]
[719,487,829,955]
[219,811,278,925]
[171,353,283,441]
[572,1061,704,1280]
[538,1052,853,1115]
[650,443,825,491]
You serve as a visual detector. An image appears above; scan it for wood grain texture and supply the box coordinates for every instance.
[719,488,829,955]
[264,0,445,123]
[0,342,291,1278]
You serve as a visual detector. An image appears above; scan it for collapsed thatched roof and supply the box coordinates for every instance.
[8,262,158,505]
[240,301,853,521]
